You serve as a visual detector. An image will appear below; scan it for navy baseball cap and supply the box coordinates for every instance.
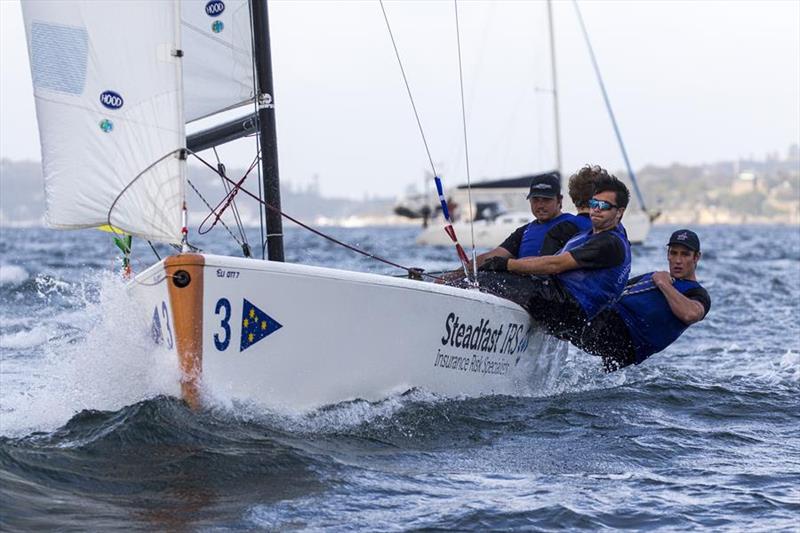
[527,173,560,199]
[667,229,700,252]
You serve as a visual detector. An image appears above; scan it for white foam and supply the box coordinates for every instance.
[522,338,624,397]
[205,342,620,435]
[208,386,444,435]
[0,264,29,285]
[777,350,799,383]
[0,272,181,438]
[0,327,49,350]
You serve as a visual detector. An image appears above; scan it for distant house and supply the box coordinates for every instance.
[731,171,766,196]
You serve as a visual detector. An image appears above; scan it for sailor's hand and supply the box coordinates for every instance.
[478,256,509,272]
[651,271,672,289]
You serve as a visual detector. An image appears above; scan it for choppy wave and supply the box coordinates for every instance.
[1,225,799,530]
[0,264,28,286]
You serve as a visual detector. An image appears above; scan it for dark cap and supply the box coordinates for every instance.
[527,173,561,199]
[667,229,700,252]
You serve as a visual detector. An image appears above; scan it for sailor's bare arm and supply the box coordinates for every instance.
[507,253,579,275]
[652,271,705,324]
[473,247,513,269]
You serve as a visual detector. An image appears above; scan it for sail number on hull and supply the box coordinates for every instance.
[213,298,232,351]
[151,302,174,349]
[212,297,283,353]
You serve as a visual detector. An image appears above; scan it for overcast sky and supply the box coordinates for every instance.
[2,0,799,199]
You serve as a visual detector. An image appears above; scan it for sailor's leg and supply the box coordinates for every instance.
[575,311,636,371]
[521,279,587,338]
[476,272,638,371]
[473,272,543,309]
[475,272,587,337]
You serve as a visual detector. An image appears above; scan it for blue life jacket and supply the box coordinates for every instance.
[518,213,576,258]
[556,225,631,319]
[613,273,703,364]
[572,213,593,232]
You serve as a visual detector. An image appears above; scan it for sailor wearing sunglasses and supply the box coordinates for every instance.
[477,172,631,338]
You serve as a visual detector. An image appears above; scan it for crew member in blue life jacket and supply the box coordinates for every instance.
[571,229,711,371]
[471,172,589,267]
[475,172,632,337]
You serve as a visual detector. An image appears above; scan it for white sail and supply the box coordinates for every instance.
[181,0,255,122]
[22,0,186,243]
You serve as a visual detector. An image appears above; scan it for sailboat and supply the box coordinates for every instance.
[409,0,657,249]
[21,0,566,411]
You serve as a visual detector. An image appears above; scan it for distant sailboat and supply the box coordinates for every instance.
[21,0,566,411]
[408,0,656,248]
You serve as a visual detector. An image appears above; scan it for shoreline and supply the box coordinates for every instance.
[2,219,799,230]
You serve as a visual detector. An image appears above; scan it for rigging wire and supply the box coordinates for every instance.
[444,2,495,171]
[572,0,649,215]
[453,0,477,277]
[195,152,260,237]
[380,0,473,282]
[188,150,446,282]
[378,0,438,177]
[188,178,244,246]
[213,146,251,254]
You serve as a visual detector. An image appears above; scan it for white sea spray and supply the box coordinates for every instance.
[0,271,180,437]
[0,263,28,285]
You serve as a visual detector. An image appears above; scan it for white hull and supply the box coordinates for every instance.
[416,210,652,247]
[131,254,566,411]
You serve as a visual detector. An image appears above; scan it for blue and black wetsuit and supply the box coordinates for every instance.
[573,272,711,370]
[476,225,631,337]
[556,226,631,320]
[499,213,586,258]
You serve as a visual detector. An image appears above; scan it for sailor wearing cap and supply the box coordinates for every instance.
[570,229,711,370]
[475,170,632,338]
[472,173,587,268]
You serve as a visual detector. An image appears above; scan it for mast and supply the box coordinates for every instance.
[251,0,284,261]
[546,0,562,176]
[572,0,649,215]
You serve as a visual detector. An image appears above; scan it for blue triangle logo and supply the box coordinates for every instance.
[240,298,282,352]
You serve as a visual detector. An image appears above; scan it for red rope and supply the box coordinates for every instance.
[197,156,260,235]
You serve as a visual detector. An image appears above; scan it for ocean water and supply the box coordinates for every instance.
[1,224,798,531]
